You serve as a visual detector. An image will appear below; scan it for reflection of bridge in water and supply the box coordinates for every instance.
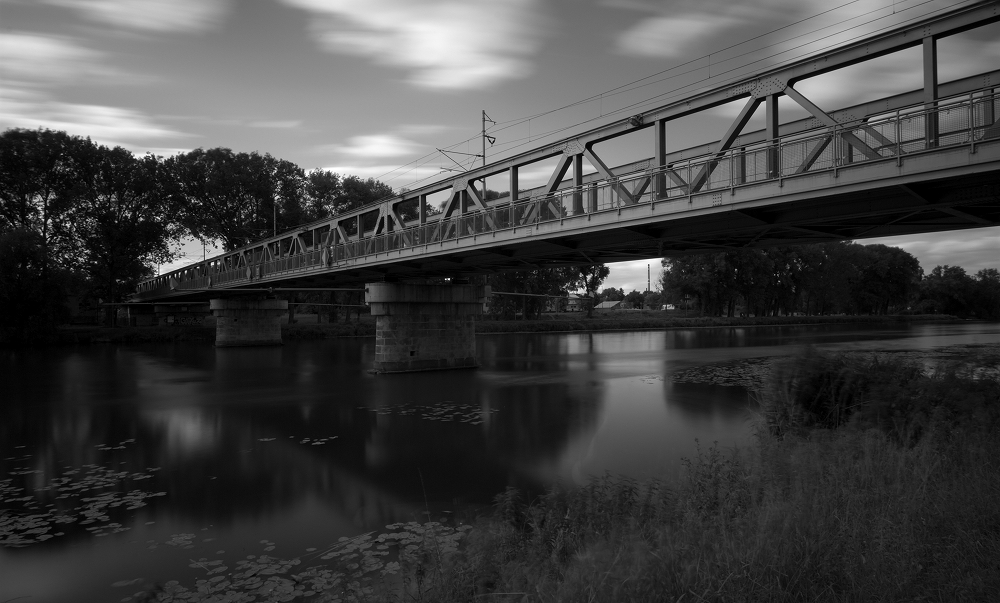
[132,3,1000,370]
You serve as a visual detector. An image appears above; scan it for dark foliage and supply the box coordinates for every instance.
[661,242,927,317]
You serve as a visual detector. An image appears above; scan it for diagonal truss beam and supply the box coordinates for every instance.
[464,184,499,229]
[690,96,762,193]
[583,147,636,205]
[784,86,881,160]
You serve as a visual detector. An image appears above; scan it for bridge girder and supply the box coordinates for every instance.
[135,1,1000,302]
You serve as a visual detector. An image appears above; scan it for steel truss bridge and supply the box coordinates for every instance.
[135,1,1000,302]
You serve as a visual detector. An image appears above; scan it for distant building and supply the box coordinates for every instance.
[595,300,622,311]
[566,294,586,312]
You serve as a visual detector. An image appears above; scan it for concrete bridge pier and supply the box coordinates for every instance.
[366,281,489,373]
[210,297,288,347]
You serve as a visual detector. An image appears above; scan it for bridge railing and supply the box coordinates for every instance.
[141,89,998,297]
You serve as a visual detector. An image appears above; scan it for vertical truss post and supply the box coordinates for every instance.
[587,182,598,214]
[765,94,779,178]
[654,118,667,199]
[419,194,427,225]
[924,35,938,149]
[984,88,996,128]
[572,154,584,214]
[509,166,519,204]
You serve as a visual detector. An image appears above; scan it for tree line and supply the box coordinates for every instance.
[659,242,999,319]
[3,128,995,342]
[0,128,396,340]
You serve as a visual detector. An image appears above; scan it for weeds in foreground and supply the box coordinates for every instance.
[376,351,1000,603]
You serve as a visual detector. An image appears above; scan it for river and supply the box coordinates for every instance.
[2,321,998,602]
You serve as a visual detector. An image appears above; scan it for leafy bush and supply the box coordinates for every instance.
[760,347,1000,443]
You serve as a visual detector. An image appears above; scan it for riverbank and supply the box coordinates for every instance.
[23,313,960,345]
[365,349,1000,602]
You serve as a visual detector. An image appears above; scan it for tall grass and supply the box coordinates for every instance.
[367,350,1000,603]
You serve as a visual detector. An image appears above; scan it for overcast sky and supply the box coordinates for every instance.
[2,0,997,291]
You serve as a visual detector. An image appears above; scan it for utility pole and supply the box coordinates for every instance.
[482,110,495,200]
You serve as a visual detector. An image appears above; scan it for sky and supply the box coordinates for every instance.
[2,0,998,292]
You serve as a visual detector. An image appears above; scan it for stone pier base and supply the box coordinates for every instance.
[366,282,489,373]
[210,298,288,347]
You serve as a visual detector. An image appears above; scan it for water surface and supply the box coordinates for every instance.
[2,321,997,602]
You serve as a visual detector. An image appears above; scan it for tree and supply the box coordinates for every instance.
[487,268,578,319]
[0,229,68,341]
[164,148,306,250]
[851,244,922,314]
[303,169,341,221]
[574,264,610,318]
[918,265,975,317]
[971,268,1000,320]
[624,289,645,309]
[67,143,179,310]
[0,128,80,276]
[661,254,734,316]
[644,291,663,310]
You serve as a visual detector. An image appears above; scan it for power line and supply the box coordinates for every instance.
[367,0,975,201]
[464,0,975,159]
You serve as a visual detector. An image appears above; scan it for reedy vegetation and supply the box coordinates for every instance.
[364,350,1000,603]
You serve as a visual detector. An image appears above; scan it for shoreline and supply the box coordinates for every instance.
[9,313,966,346]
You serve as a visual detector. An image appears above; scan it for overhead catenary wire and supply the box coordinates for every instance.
[455,0,976,161]
[373,0,974,191]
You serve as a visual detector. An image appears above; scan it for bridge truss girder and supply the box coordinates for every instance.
[135,1,1000,302]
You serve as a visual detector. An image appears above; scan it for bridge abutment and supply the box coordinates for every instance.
[210,298,288,347]
[366,282,488,373]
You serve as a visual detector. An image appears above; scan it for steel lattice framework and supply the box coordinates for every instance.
[135,1,1000,302]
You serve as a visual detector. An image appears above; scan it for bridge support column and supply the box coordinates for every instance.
[210,298,288,347]
[366,282,489,373]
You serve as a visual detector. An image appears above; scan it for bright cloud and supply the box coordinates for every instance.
[0,89,188,151]
[281,0,543,89]
[326,133,423,158]
[0,32,123,85]
[618,14,738,58]
[43,0,230,33]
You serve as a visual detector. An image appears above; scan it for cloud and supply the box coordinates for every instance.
[866,230,1000,275]
[281,0,543,89]
[617,13,738,58]
[0,32,128,86]
[249,120,302,129]
[43,0,229,33]
[0,89,189,151]
[325,133,423,159]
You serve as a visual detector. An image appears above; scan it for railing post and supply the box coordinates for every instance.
[895,109,902,166]
[970,92,977,154]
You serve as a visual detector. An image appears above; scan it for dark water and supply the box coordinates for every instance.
[2,322,998,602]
